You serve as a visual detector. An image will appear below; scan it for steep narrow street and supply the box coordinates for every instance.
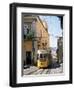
[23,62,63,75]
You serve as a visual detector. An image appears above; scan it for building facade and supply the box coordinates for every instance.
[22,14,50,66]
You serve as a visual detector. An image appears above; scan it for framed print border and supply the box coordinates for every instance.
[9,3,72,87]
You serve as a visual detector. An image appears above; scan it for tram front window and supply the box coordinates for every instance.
[44,54,48,59]
[40,54,47,61]
[37,53,48,60]
[40,54,43,59]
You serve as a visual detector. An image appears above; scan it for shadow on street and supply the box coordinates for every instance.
[48,62,60,69]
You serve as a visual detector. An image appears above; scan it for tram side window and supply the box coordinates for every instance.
[44,54,47,59]
[40,54,43,59]
[37,54,47,59]
[44,54,46,59]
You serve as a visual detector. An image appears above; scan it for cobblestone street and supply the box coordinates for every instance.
[23,62,63,75]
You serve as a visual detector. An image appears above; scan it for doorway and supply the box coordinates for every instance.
[26,51,31,65]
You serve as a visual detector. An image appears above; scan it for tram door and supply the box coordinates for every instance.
[26,52,31,65]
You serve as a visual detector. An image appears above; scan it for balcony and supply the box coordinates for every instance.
[24,30,35,40]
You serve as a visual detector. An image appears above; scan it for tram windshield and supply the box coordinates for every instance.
[37,50,48,60]
[37,53,48,60]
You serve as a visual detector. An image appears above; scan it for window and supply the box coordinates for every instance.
[40,54,44,59]
[23,24,28,35]
[44,54,48,59]
[23,24,31,35]
[27,28,30,34]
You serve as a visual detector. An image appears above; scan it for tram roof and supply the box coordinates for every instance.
[37,50,48,54]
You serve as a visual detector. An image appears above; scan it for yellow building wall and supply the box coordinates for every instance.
[36,17,49,49]
[23,16,50,50]
[23,41,32,51]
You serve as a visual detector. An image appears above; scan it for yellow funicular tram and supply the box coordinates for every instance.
[37,50,49,68]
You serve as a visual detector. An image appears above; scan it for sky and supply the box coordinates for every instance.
[40,15,63,48]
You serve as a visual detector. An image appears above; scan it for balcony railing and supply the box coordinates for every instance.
[24,30,35,40]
